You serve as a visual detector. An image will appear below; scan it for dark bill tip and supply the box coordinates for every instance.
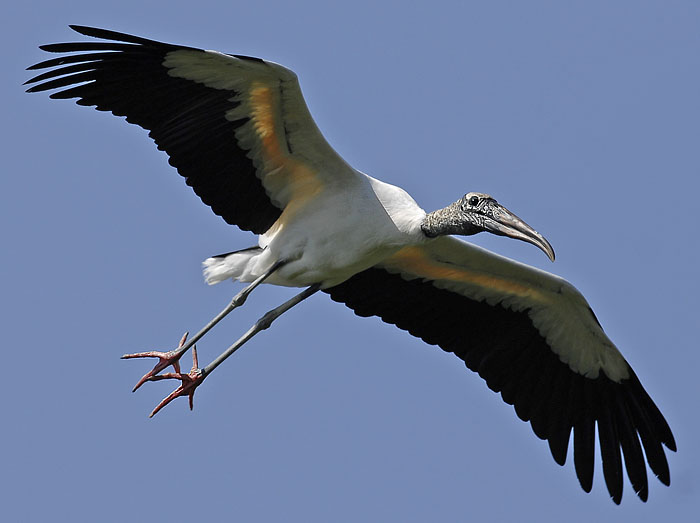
[484,206,556,262]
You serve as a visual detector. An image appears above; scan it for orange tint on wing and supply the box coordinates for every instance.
[382,246,547,302]
[248,83,323,232]
[249,83,321,199]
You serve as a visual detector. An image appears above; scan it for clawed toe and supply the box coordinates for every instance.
[121,332,190,392]
[123,332,206,417]
[146,346,205,417]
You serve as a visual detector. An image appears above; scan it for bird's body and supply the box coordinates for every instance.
[26,25,675,504]
[207,175,427,288]
[161,45,431,288]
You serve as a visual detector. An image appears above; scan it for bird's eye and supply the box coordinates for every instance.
[469,196,480,206]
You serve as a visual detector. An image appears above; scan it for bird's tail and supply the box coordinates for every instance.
[202,246,263,285]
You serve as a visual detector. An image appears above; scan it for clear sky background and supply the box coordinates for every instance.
[3,1,699,521]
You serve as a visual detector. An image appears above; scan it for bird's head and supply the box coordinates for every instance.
[421,191,555,261]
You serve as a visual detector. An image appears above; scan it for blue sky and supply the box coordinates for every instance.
[3,1,699,521]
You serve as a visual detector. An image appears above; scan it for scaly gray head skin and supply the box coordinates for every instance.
[421,192,556,261]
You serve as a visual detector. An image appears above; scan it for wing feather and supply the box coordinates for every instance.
[325,237,675,502]
[26,25,356,233]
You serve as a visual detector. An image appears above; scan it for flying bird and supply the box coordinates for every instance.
[26,25,675,504]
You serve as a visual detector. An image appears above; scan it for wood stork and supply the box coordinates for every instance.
[26,25,675,504]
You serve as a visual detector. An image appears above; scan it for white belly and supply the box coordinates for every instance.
[203,174,429,288]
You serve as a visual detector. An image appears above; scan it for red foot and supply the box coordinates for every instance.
[146,346,205,418]
[121,332,189,392]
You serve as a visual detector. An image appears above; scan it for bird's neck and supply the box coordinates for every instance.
[421,201,470,238]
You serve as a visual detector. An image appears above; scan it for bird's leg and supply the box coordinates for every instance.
[121,259,287,391]
[146,283,320,417]
[202,284,321,376]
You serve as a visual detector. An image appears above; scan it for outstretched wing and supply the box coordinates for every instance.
[325,236,675,503]
[26,25,356,233]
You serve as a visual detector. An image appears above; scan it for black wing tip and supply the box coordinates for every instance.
[27,25,167,92]
[69,24,101,34]
[625,367,678,456]
[32,25,182,61]
[37,43,61,52]
[68,24,94,34]
[578,476,593,494]
[68,25,135,42]
[664,434,678,453]
[548,438,569,467]
[637,485,650,502]
[656,470,672,487]
[68,24,160,47]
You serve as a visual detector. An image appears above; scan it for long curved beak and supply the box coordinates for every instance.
[483,204,556,262]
